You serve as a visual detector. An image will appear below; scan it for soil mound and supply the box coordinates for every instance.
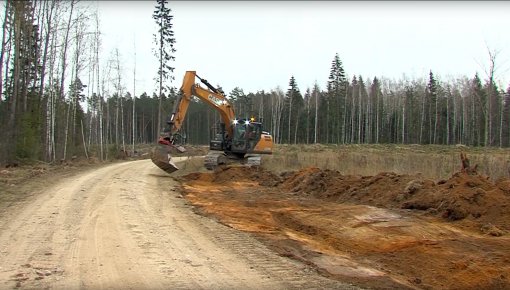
[279,168,421,207]
[181,165,281,186]
[402,171,510,232]
[180,166,510,233]
[279,167,510,232]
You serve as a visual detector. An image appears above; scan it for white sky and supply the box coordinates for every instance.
[96,1,510,96]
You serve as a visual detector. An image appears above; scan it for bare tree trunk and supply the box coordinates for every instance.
[293,106,298,144]
[63,99,71,160]
[462,90,467,144]
[71,12,86,156]
[446,91,450,145]
[8,1,23,161]
[47,28,57,162]
[433,93,438,144]
[419,89,426,144]
[3,18,11,103]
[114,48,125,152]
[452,86,457,144]
[288,92,292,144]
[63,59,77,160]
[58,0,74,102]
[402,99,405,143]
[358,85,362,143]
[306,91,310,144]
[499,95,504,148]
[132,38,136,154]
[95,11,103,160]
[0,1,11,100]
[366,89,371,144]
[157,13,163,139]
[87,59,93,147]
[376,91,380,144]
[81,120,88,159]
[21,2,35,114]
[350,86,356,144]
[314,86,318,144]
[485,47,498,147]
[472,91,476,145]
[326,100,329,143]
[39,0,55,125]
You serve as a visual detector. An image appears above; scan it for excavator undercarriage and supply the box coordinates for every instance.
[204,151,262,171]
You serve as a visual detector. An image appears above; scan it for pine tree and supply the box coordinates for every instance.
[426,71,439,144]
[285,76,302,144]
[471,73,485,146]
[153,0,176,138]
[369,77,383,144]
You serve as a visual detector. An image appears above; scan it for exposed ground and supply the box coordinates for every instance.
[178,161,510,290]
[0,158,356,290]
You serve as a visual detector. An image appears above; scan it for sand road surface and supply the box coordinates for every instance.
[0,159,357,290]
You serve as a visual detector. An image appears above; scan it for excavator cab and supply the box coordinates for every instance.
[231,119,262,153]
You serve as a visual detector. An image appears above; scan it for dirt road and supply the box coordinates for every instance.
[0,159,357,289]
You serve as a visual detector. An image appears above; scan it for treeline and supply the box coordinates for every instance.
[1,1,509,166]
[185,52,510,148]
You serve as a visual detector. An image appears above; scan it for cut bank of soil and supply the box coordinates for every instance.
[179,166,510,289]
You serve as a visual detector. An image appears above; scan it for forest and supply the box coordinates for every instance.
[0,0,509,166]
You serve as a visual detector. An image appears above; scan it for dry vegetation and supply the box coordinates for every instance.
[262,144,510,180]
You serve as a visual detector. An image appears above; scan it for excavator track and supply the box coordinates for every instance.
[204,151,227,170]
[246,155,262,167]
[204,152,262,170]
[150,145,180,174]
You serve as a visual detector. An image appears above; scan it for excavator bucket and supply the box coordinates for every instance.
[150,145,179,174]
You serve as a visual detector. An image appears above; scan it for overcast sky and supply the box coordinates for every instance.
[97,1,510,96]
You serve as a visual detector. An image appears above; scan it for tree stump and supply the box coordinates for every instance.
[460,152,478,175]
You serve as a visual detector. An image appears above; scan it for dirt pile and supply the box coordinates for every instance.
[402,171,510,233]
[182,166,510,233]
[181,166,281,186]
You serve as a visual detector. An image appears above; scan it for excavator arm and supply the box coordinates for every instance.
[163,71,235,144]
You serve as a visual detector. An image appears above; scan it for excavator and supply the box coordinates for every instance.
[150,71,274,173]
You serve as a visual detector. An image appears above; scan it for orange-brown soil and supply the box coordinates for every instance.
[178,166,510,290]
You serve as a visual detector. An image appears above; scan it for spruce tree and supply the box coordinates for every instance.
[153,0,176,136]
[471,73,485,146]
[285,76,303,144]
[427,70,439,144]
[327,53,347,143]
